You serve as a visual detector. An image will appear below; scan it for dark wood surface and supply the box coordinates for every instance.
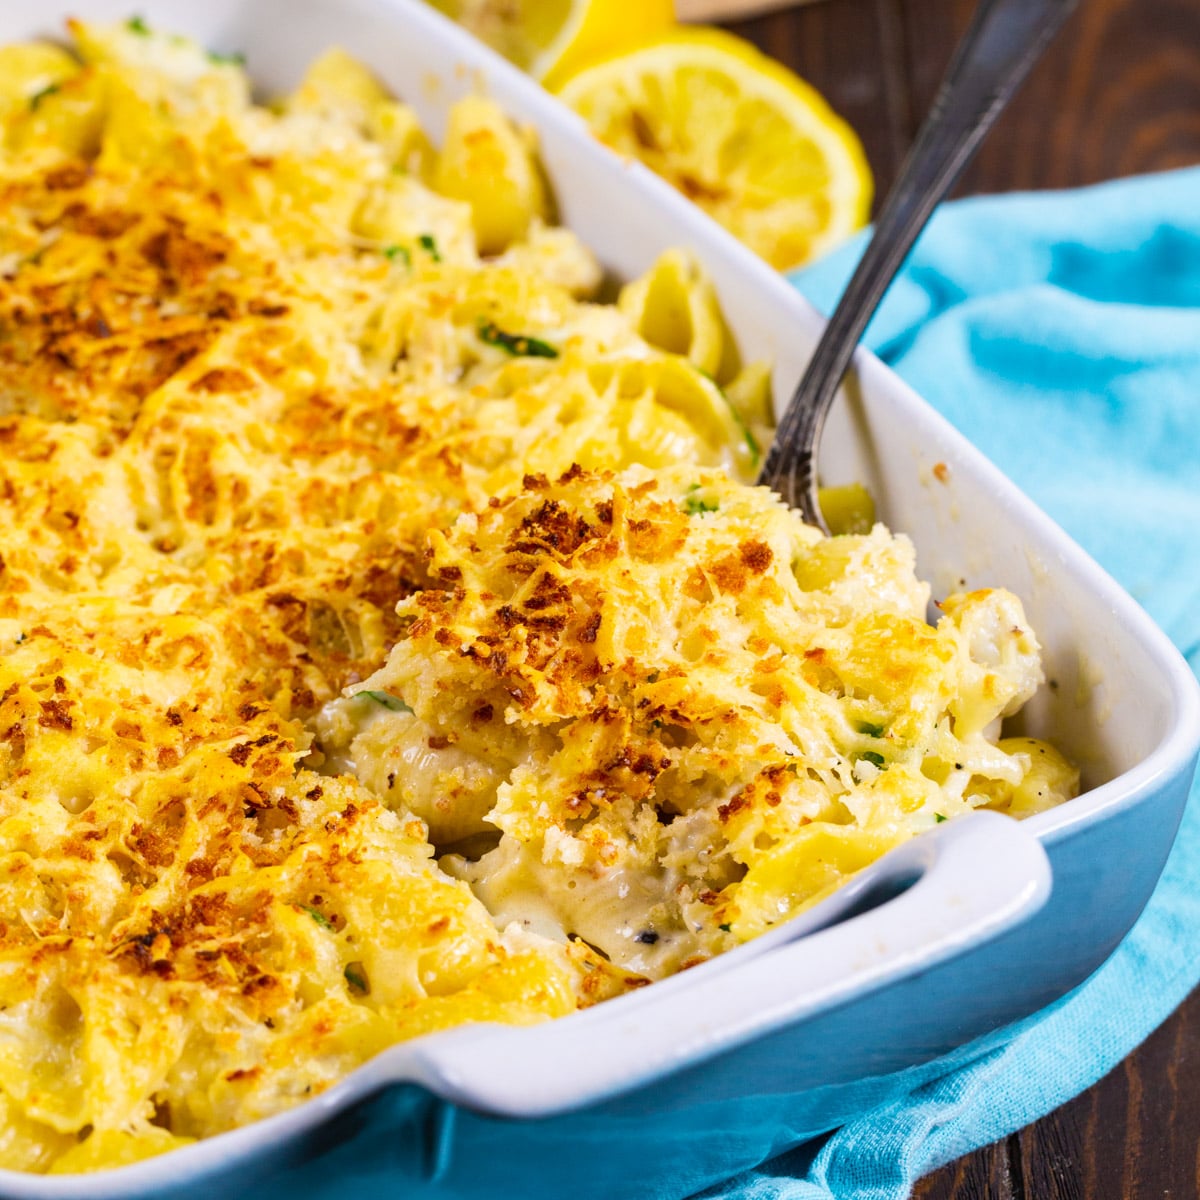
[717,0,1200,1196]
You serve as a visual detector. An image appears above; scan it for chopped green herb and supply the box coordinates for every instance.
[859,750,886,769]
[344,963,368,993]
[934,813,948,824]
[207,48,246,66]
[718,923,732,933]
[417,233,441,261]
[29,83,59,111]
[300,905,333,930]
[698,370,760,469]
[356,690,412,713]
[477,320,559,359]
[126,15,151,35]
[684,492,719,516]
[856,721,886,739]
[382,243,411,266]
[734,408,761,469]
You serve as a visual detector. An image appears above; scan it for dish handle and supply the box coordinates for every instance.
[382,810,1051,1118]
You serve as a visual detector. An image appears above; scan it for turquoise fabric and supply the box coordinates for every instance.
[696,168,1200,1198]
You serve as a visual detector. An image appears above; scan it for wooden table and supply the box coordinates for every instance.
[714,0,1200,1195]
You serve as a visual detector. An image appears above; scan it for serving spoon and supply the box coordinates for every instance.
[758,0,1079,532]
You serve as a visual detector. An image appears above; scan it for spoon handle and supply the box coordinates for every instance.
[758,0,1078,530]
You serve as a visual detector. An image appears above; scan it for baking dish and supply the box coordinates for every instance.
[1,1,1197,1196]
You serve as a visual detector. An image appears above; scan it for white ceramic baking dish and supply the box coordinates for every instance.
[2,2,1197,1197]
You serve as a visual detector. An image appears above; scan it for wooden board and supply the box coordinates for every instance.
[676,0,816,22]
[723,0,1200,203]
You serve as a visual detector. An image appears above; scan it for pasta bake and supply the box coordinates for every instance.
[0,21,1076,1173]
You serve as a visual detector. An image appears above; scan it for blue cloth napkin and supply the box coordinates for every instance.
[696,168,1200,1199]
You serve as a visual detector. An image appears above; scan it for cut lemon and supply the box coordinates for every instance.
[425,0,674,87]
[553,27,872,270]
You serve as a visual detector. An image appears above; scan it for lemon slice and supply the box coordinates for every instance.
[553,27,872,270]
[426,0,674,86]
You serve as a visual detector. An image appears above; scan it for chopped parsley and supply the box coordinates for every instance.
[299,905,333,930]
[736,413,762,470]
[355,690,412,713]
[856,721,886,739]
[126,15,151,35]
[935,813,948,823]
[477,320,559,359]
[859,750,886,769]
[29,83,59,111]
[344,963,368,993]
[718,923,732,933]
[207,49,247,66]
[699,369,761,470]
[417,233,441,262]
[382,243,411,266]
[683,485,718,516]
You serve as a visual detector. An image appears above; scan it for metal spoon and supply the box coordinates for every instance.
[758,0,1078,532]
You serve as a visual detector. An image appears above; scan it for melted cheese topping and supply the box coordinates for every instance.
[0,21,1076,1174]
[341,468,1076,975]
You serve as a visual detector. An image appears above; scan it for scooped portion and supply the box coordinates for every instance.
[325,466,1077,978]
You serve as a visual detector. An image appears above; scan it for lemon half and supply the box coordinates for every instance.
[553,27,872,270]
[427,0,675,86]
